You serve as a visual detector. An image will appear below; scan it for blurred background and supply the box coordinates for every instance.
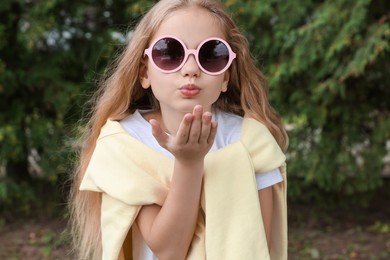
[0,0,389,259]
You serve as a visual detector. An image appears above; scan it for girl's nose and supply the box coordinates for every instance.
[180,54,201,77]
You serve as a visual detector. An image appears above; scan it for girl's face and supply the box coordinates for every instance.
[140,6,230,115]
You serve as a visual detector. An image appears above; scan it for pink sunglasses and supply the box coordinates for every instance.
[144,36,236,75]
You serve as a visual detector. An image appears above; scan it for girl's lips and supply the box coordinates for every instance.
[179,84,201,97]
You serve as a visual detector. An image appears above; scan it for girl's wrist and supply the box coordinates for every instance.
[174,158,204,174]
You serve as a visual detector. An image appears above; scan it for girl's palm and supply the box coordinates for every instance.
[150,105,217,164]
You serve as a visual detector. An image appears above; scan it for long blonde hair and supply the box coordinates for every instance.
[70,0,288,259]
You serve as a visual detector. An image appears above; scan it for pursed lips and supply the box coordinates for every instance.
[179,84,201,97]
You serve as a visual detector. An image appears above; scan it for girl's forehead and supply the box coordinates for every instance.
[151,6,226,46]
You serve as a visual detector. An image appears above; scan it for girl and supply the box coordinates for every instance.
[70,0,288,259]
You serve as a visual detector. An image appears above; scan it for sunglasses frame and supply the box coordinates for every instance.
[144,35,236,75]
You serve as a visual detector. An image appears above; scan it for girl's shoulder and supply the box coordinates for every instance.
[120,110,152,139]
[213,110,243,148]
[213,109,243,131]
[213,109,243,124]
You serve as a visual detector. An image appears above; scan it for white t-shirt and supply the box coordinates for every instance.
[120,109,283,260]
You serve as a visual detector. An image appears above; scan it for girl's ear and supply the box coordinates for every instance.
[221,72,230,92]
[139,62,151,89]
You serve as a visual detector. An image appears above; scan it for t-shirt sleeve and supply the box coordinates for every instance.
[255,168,283,190]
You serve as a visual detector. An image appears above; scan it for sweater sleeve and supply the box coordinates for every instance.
[240,117,288,260]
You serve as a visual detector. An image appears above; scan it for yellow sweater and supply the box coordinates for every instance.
[80,117,287,260]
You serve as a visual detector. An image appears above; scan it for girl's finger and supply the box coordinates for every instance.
[175,113,193,145]
[199,112,212,144]
[188,105,203,143]
[207,120,218,144]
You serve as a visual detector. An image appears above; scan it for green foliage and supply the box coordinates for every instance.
[0,0,388,215]
[0,0,154,216]
[368,220,390,233]
[227,0,390,201]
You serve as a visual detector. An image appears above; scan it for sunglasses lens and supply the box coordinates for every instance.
[199,40,230,73]
[151,38,184,71]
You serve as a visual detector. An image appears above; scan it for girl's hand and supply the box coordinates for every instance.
[149,105,218,164]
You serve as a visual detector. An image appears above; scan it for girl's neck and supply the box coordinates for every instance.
[142,108,185,135]
[159,108,185,135]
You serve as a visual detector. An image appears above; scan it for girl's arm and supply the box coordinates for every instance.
[258,186,274,251]
[137,160,203,260]
[136,106,217,260]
